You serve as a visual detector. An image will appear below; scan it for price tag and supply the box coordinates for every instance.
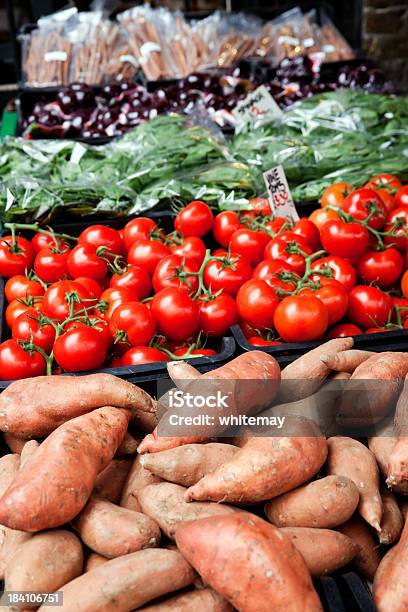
[232,85,282,127]
[263,165,299,221]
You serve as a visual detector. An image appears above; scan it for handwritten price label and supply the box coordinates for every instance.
[232,86,283,127]
[263,165,299,221]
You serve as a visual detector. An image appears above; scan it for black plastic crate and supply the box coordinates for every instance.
[231,323,408,365]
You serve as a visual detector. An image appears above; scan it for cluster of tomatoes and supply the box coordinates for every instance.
[0,175,408,380]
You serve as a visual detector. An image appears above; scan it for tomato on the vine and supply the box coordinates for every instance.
[127,239,170,276]
[343,188,387,230]
[42,280,91,321]
[151,287,200,341]
[203,252,252,297]
[6,297,43,330]
[319,220,369,258]
[109,302,156,346]
[67,244,108,282]
[327,323,362,338]
[264,232,312,276]
[122,217,159,252]
[347,285,392,328]
[365,175,401,215]
[53,326,108,372]
[95,287,136,321]
[247,337,280,346]
[175,201,213,238]
[292,218,321,251]
[64,318,112,350]
[0,236,34,278]
[401,270,408,299]
[152,254,199,294]
[357,247,404,287]
[78,224,123,256]
[247,197,271,215]
[320,182,352,209]
[12,308,56,353]
[311,255,356,291]
[34,246,71,283]
[384,207,408,251]
[273,295,328,342]
[252,259,297,293]
[299,278,348,325]
[31,232,68,255]
[229,228,270,266]
[199,294,238,337]
[110,265,151,300]
[0,339,46,380]
[212,211,243,247]
[309,207,340,231]
[392,297,408,324]
[236,279,279,329]
[169,236,206,265]
[121,346,170,365]
[172,347,217,357]
[395,185,408,209]
[5,275,45,303]
[74,276,103,299]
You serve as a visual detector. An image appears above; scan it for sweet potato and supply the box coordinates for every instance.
[0,406,129,532]
[265,475,359,528]
[74,496,160,558]
[131,411,158,435]
[186,418,327,504]
[115,432,141,456]
[39,549,196,612]
[280,527,358,576]
[120,455,162,512]
[379,487,403,545]
[337,352,408,427]
[175,513,322,612]
[138,352,281,454]
[5,530,83,598]
[388,374,408,487]
[400,500,408,521]
[320,350,373,373]
[0,373,154,439]
[140,589,233,611]
[327,437,382,532]
[166,361,201,387]
[3,433,27,454]
[368,418,408,494]
[138,482,236,538]
[84,553,108,573]
[140,443,238,487]
[0,453,20,493]
[338,516,381,580]
[93,459,132,503]
[373,521,408,612]
[279,337,354,402]
[19,440,40,469]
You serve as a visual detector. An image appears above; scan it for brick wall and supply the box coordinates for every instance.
[363,0,408,91]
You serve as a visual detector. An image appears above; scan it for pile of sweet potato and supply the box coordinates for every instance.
[0,344,407,611]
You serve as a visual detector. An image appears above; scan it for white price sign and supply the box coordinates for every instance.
[263,165,299,221]
[232,85,283,127]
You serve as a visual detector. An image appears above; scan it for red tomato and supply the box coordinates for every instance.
[78,224,123,256]
[320,220,370,258]
[122,217,159,252]
[199,294,238,337]
[34,246,71,283]
[239,320,258,338]
[357,247,404,287]
[263,217,288,236]
[175,201,213,238]
[264,232,312,276]
[392,297,408,323]
[401,270,408,299]
[327,323,362,338]
[172,347,217,357]
[292,218,321,251]
[127,239,170,276]
[110,265,151,300]
[213,211,243,247]
[12,308,55,353]
[66,244,108,282]
[0,236,34,278]
[247,337,280,346]
[151,287,199,341]
[53,327,107,372]
[247,197,271,215]
[6,298,43,330]
[343,189,387,230]
[170,236,206,265]
[5,275,45,303]
[229,228,270,266]
[252,260,297,293]
[203,253,252,297]
[109,302,156,346]
[31,232,68,255]
[320,182,352,208]
[121,346,170,365]
[95,287,136,321]
[309,207,340,231]
[274,295,328,342]
[299,279,348,325]
[365,175,401,215]
[0,339,46,380]
[152,254,199,294]
[384,207,408,251]
[395,185,408,208]
[64,318,112,350]
[42,280,91,321]
[74,276,103,299]
[236,279,279,329]
[347,285,392,328]
[311,256,356,291]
